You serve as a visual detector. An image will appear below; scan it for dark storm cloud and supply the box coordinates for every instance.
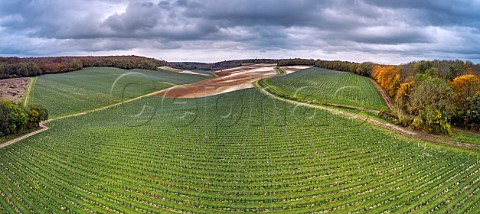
[0,0,479,63]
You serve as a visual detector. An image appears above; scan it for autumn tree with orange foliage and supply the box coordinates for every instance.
[450,74,480,105]
[371,65,401,97]
[349,60,480,132]
[395,81,414,108]
[450,74,480,130]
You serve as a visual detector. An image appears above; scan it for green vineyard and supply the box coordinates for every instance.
[32,67,209,118]
[1,1,479,212]
[1,88,478,213]
[265,67,387,110]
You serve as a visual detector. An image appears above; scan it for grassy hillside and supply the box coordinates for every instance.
[0,89,478,213]
[32,67,208,118]
[265,67,387,110]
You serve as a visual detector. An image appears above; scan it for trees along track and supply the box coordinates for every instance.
[369,78,394,109]
[254,81,480,150]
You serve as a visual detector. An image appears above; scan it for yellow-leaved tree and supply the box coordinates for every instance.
[371,65,400,97]
[450,74,480,106]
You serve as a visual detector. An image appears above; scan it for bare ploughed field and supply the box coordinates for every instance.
[280,66,311,74]
[155,64,278,98]
[0,77,29,102]
[158,66,211,77]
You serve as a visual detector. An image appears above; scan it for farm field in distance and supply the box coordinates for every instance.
[31,67,209,118]
[264,67,387,110]
[0,64,479,213]
[155,64,278,98]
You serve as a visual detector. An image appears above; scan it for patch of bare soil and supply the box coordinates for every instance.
[158,66,211,77]
[155,64,278,98]
[280,66,311,74]
[0,77,29,102]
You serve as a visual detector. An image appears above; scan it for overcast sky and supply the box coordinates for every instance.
[1,0,479,64]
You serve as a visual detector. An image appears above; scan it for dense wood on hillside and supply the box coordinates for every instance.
[168,59,280,71]
[278,58,378,76]
[277,58,316,66]
[0,56,167,79]
[372,61,480,133]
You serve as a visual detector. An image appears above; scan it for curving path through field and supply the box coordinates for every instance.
[0,70,232,149]
[369,79,393,109]
[0,88,172,149]
[0,123,48,149]
[255,82,480,149]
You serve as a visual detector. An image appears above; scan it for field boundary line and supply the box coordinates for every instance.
[45,88,170,123]
[0,123,48,149]
[369,78,393,109]
[0,87,172,149]
[1,73,216,149]
[21,77,36,107]
[254,81,480,150]
[259,78,381,113]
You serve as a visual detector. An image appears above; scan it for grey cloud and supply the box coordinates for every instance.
[0,0,479,63]
[363,0,480,27]
[99,1,220,40]
[346,28,433,45]
[104,2,160,33]
[195,0,322,27]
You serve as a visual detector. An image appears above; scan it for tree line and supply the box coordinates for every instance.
[169,59,281,71]
[278,58,377,76]
[0,100,48,138]
[278,58,480,133]
[0,56,167,79]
